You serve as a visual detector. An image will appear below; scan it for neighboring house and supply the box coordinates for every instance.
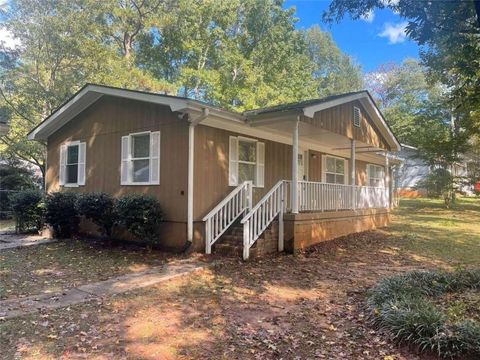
[28,84,400,259]
[394,144,431,197]
[395,144,475,197]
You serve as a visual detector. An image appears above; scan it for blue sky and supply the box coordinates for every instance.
[285,0,420,72]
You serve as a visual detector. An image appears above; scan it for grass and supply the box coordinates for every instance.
[0,219,16,232]
[387,197,480,267]
[0,197,479,359]
[0,239,179,300]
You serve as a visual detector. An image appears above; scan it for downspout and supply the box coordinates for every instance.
[185,108,209,252]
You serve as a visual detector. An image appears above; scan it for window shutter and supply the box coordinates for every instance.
[228,136,239,186]
[59,144,66,186]
[78,142,86,185]
[321,155,326,183]
[120,136,130,185]
[150,131,160,184]
[256,141,265,188]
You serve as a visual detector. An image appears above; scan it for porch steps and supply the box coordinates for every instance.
[213,221,279,259]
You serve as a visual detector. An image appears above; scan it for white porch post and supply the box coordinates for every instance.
[384,153,390,208]
[187,123,195,242]
[291,118,299,214]
[350,139,356,210]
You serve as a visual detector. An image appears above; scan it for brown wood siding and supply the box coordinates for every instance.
[193,124,292,221]
[304,100,390,150]
[46,96,189,223]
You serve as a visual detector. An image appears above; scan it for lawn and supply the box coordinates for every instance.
[0,197,479,359]
[0,239,181,300]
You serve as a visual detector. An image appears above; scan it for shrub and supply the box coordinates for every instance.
[115,194,163,245]
[368,269,480,358]
[45,192,79,238]
[76,192,116,237]
[10,189,44,233]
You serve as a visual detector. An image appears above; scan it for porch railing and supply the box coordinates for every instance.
[203,181,253,254]
[294,181,389,211]
[241,180,287,260]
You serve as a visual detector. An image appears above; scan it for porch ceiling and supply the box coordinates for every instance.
[252,118,388,165]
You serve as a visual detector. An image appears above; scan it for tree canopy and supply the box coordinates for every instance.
[0,0,363,181]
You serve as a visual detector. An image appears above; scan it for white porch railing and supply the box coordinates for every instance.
[203,181,253,254]
[240,180,287,260]
[294,181,389,211]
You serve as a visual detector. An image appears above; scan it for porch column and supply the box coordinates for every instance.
[384,153,390,208]
[350,139,356,210]
[291,118,299,214]
[187,123,195,243]
[350,139,356,185]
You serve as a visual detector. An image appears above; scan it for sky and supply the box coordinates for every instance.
[285,0,420,72]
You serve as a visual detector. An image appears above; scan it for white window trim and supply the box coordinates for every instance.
[230,136,265,188]
[366,164,385,187]
[322,155,348,185]
[63,140,81,187]
[121,131,160,186]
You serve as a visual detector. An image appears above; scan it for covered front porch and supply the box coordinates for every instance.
[203,92,400,259]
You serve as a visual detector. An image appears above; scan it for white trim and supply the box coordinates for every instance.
[187,124,195,242]
[230,135,265,188]
[303,93,365,118]
[366,163,385,187]
[121,131,160,186]
[28,85,243,141]
[323,155,348,185]
[62,140,83,187]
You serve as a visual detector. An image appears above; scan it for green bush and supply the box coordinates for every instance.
[10,190,44,233]
[45,192,79,238]
[115,194,163,245]
[76,192,116,237]
[368,269,480,358]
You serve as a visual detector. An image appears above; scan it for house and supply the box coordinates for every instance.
[28,84,401,259]
[395,144,475,197]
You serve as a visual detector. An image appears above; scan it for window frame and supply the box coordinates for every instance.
[323,155,348,185]
[122,131,160,186]
[367,164,385,187]
[229,136,264,188]
[237,136,257,185]
[64,140,80,188]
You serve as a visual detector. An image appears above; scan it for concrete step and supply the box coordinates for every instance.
[214,243,258,258]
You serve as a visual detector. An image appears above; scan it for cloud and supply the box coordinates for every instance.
[379,22,408,44]
[0,28,20,49]
[360,10,375,23]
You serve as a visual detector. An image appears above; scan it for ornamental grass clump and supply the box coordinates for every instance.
[368,270,480,359]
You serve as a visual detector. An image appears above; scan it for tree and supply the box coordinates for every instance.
[323,0,480,133]
[304,25,363,97]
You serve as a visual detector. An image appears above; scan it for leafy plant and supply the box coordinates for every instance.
[75,192,117,238]
[10,189,44,233]
[114,194,163,246]
[44,192,79,238]
[368,269,480,358]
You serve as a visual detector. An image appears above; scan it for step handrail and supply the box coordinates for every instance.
[203,181,253,254]
[241,180,287,260]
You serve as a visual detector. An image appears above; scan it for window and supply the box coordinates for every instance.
[229,136,265,187]
[353,106,361,127]
[121,131,160,185]
[66,144,79,184]
[59,141,86,187]
[367,164,385,187]
[324,156,346,184]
